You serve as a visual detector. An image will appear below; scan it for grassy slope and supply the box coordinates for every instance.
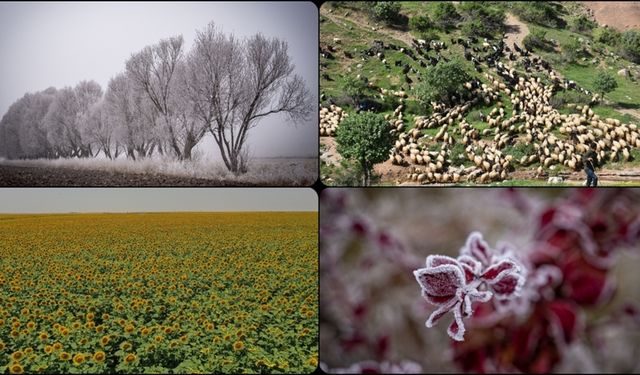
[320,1,640,183]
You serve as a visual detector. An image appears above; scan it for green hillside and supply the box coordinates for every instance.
[319,1,640,186]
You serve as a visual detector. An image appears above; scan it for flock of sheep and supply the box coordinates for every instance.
[320,31,639,184]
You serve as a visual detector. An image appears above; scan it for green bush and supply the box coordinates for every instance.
[459,2,505,37]
[336,112,394,186]
[409,15,433,34]
[593,27,622,47]
[561,37,583,63]
[432,2,461,31]
[512,2,561,28]
[414,58,471,106]
[570,15,597,35]
[593,70,618,97]
[372,1,401,25]
[341,75,368,106]
[418,29,441,44]
[523,28,554,52]
[620,30,640,63]
[321,159,368,186]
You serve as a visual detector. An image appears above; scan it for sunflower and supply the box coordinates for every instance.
[10,330,19,338]
[59,352,71,361]
[224,334,231,341]
[123,353,136,364]
[9,363,23,374]
[0,341,5,351]
[164,327,172,334]
[93,351,106,363]
[102,313,110,321]
[85,321,95,329]
[12,321,20,329]
[73,353,85,365]
[86,312,94,321]
[232,341,245,351]
[11,351,23,361]
[205,323,214,331]
[308,357,318,367]
[61,328,69,336]
[95,324,104,333]
[124,324,135,333]
[71,322,81,329]
[44,345,53,354]
[39,332,48,341]
[120,341,132,351]
[169,340,178,349]
[140,327,150,336]
[23,347,33,355]
[100,335,110,346]
[79,338,88,345]
[53,342,62,351]
[154,335,163,343]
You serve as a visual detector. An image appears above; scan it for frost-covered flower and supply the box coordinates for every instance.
[414,232,525,341]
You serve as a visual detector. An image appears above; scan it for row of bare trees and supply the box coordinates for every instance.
[0,22,311,173]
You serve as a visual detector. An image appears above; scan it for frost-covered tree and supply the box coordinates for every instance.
[105,72,156,160]
[43,81,102,158]
[125,36,201,160]
[189,22,312,173]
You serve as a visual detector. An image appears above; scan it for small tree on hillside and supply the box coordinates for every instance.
[336,111,394,186]
[432,2,460,31]
[341,75,368,107]
[593,70,618,98]
[372,2,401,25]
[414,58,471,106]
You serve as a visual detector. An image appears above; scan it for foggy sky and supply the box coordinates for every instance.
[0,1,318,159]
[0,188,317,213]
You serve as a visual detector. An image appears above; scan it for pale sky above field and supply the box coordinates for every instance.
[0,1,318,159]
[0,188,317,213]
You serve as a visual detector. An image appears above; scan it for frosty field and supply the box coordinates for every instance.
[0,212,318,374]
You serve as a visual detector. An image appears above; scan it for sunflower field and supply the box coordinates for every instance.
[0,212,318,374]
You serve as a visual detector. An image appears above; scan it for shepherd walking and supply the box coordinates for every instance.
[582,143,598,187]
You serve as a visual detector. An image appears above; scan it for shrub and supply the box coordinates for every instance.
[414,58,471,106]
[620,30,640,63]
[458,2,506,37]
[593,70,618,97]
[593,27,621,47]
[336,111,394,186]
[561,37,583,63]
[432,2,461,31]
[372,1,401,25]
[570,15,597,35]
[523,27,554,52]
[512,1,562,28]
[341,75,368,106]
[409,15,433,34]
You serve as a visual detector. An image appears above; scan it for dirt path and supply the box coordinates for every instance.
[581,2,640,31]
[0,164,257,187]
[504,13,529,49]
[321,7,413,47]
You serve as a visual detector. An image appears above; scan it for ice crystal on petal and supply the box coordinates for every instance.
[414,232,526,341]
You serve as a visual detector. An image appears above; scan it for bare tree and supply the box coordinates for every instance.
[105,72,156,160]
[125,36,202,160]
[189,23,311,173]
[82,99,121,159]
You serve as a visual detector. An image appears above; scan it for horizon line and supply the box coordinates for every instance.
[0,210,318,214]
